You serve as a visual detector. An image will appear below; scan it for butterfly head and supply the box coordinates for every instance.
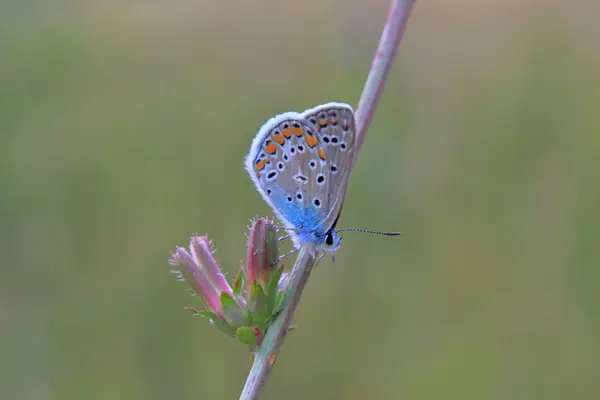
[316,229,342,262]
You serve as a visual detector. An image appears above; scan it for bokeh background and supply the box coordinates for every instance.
[2,0,599,399]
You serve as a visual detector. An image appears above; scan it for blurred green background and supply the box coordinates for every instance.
[2,0,599,399]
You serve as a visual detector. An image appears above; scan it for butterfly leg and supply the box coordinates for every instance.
[271,248,299,266]
[315,251,326,266]
[278,227,299,241]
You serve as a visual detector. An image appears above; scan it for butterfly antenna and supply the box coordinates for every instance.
[336,228,402,236]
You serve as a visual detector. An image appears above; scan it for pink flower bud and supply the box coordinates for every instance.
[246,218,279,293]
[189,236,234,297]
[170,239,228,317]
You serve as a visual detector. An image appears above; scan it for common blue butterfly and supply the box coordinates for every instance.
[245,102,398,260]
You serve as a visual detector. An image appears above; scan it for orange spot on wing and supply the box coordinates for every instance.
[265,142,277,154]
[318,148,327,160]
[282,128,292,138]
[255,158,269,172]
[273,134,285,145]
[292,127,304,137]
[318,119,327,127]
[305,135,318,148]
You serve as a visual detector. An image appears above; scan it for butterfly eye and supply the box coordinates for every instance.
[325,232,334,246]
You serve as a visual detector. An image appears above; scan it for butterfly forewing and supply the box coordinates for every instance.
[300,103,356,229]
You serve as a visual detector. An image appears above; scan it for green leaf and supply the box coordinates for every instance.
[197,311,235,337]
[197,311,219,319]
[265,266,284,317]
[236,326,258,348]
[220,292,244,327]
[243,310,253,326]
[276,290,286,310]
[232,267,244,297]
[265,308,283,326]
[250,280,268,327]
[220,292,237,311]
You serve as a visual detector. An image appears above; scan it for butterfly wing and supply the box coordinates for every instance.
[300,103,356,230]
[245,112,335,247]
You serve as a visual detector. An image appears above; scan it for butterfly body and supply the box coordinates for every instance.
[245,103,356,256]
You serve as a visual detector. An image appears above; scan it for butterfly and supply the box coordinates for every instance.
[245,102,399,260]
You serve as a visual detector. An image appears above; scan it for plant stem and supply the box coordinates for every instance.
[239,1,415,398]
[355,0,416,155]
